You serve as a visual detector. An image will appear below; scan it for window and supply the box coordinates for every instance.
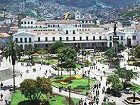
[28,22,30,24]
[24,38,27,43]
[99,36,101,40]
[15,38,18,43]
[45,37,48,41]
[110,36,112,40]
[73,37,75,41]
[29,38,31,43]
[102,42,104,46]
[121,36,123,40]
[60,37,62,41]
[66,30,68,34]
[53,37,55,41]
[86,36,88,40]
[93,36,95,40]
[38,37,40,42]
[73,30,75,34]
[20,38,23,43]
[21,22,23,24]
[80,37,82,41]
[66,37,69,41]
[24,22,26,24]
[31,21,33,24]
[133,36,136,40]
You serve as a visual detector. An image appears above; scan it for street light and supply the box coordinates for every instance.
[88,70,90,89]
[68,85,71,105]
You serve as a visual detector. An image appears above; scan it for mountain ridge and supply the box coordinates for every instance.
[0,0,140,8]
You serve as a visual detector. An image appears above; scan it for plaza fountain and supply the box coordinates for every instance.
[125,92,140,104]
[0,56,20,81]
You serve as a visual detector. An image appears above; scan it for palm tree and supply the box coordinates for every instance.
[3,41,20,92]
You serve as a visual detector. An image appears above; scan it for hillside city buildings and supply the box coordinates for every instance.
[0,11,140,50]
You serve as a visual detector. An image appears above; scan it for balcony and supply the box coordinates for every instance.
[33,39,108,44]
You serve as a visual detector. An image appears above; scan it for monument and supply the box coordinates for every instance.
[113,22,119,53]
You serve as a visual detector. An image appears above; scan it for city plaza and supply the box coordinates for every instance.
[1,15,140,105]
[0,47,140,105]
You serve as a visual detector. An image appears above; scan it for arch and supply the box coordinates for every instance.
[20,45,23,51]
[24,44,28,50]
[109,42,112,47]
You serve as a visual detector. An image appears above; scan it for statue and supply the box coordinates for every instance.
[114,22,117,36]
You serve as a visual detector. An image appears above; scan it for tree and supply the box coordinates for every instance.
[114,67,138,82]
[107,74,123,90]
[105,48,116,60]
[117,44,125,52]
[24,44,34,64]
[135,45,140,58]
[3,41,20,92]
[57,46,76,77]
[20,77,52,103]
[50,41,65,54]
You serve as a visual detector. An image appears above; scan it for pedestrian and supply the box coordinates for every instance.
[0,93,3,101]
[103,96,106,102]
[93,96,96,101]
[96,84,98,89]
[106,81,108,86]
[74,70,76,74]
[102,87,105,94]
[84,101,87,105]
[59,87,61,92]
[96,90,98,95]
[96,97,99,105]
[94,84,96,89]
[99,82,101,88]
[20,73,22,78]
[100,76,102,81]
[1,82,3,88]
[98,90,99,96]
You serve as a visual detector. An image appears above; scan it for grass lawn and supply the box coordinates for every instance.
[51,75,96,94]
[11,91,79,105]
[130,83,140,93]
[19,57,58,65]
[11,91,28,105]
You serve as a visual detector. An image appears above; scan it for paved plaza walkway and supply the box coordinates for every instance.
[0,49,140,105]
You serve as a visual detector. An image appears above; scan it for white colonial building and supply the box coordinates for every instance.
[12,17,140,50]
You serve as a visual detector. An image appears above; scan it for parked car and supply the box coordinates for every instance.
[124,88,133,94]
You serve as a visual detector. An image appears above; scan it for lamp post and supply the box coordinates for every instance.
[68,85,71,105]
[113,22,119,54]
[81,65,84,77]
[133,92,136,102]
[88,70,90,89]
